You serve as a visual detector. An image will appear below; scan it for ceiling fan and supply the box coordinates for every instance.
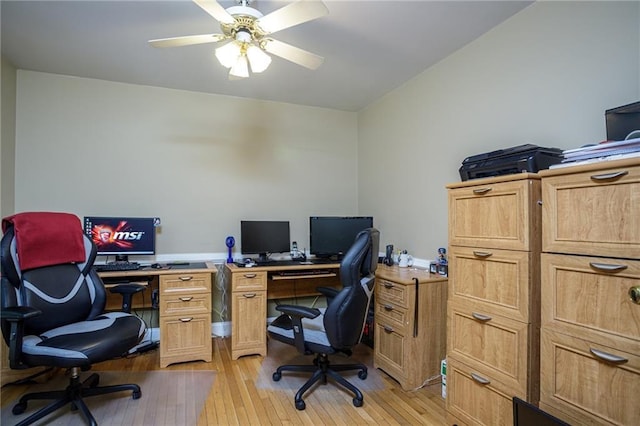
[149,0,328,80]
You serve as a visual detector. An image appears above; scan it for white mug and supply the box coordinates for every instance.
[398,253,413,267]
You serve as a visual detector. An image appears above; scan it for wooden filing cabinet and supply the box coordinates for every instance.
[446,174,541,425]
[373,265,447,391]
[229,268,267,360]
[539,158,640,425]
[159,272,212,368]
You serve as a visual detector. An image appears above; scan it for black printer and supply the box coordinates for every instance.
[459,144,563,181]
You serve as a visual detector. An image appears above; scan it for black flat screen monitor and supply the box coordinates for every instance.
[83,216,156,260]
[513,397,570,426]
[240,220,290,262]
[310,216,373,259]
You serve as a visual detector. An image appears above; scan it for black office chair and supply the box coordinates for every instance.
[267,228,380,410]
[0,212,146,426]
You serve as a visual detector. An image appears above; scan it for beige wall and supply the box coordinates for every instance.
[1,56,17,219]
[8,2,640,265]
[358,1,640,261]
[14,71,358,259]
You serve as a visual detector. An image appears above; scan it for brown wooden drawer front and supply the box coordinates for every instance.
[160,273,211,295]
[448,301,530,394]
[160,314,211,357]
[542,163,640,258]
[375,299,408,333]
[160,293,211,316]
[448,178,540,251]
[232,271,267,292]
[376,279,409,308]
[540,329,640,426]
[449,246,534,322]
[374,322,405,380]
[542,253,640,344]
[446,358,518,426]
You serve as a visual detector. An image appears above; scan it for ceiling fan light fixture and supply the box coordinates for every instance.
[215,41,241,68]
[229,54,249,78]
[246,44,271,73]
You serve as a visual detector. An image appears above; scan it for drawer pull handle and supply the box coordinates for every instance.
[383,325,394,333]
[473,187,492,195]
[383,304,394,311]
[383,282,394,289]
[473,251,493,258]
[589,348,628,364]
[629,286,640,305]
[590,170,629,181]
[243,293,256,298]
[472,312,492,322]
[589,262,628,273]
[471,373,490,385]
[179,276,193,281]
[179,297,193,302]
[179,318,193,322]
[243,274,257,279]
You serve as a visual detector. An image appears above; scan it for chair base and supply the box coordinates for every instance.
[272,353,367,410]
[11,367,141,426]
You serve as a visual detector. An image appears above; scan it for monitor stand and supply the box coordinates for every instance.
[256,253,273,264]
[115,255,129,263]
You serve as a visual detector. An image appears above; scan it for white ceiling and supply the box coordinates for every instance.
[1,0,533,112]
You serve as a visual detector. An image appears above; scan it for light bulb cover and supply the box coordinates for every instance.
[246,45,271,73]
[215,41,241,68]
[229,55,249,78]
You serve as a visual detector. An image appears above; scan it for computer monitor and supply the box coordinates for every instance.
[309,216,373,259]
[83,216,156,261]
[240,220,290,262]
[512,397,569,426]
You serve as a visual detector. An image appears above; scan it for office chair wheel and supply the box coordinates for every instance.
[295,399,306,410]
[12,401,27,415]
[353,397,363,407]
[85,372,100,387]
[132,390,142,399]
[272,372,282,381]
[358,370,367,380]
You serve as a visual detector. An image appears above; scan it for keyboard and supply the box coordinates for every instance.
[94,263,141,272]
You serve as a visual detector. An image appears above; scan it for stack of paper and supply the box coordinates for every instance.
[551,137,640,168]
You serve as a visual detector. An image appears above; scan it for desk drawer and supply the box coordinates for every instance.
[232,271,267,292]
[375,299,408,334]
[160,293,211,316]
[160,273,211,295]
[376,279,409,307]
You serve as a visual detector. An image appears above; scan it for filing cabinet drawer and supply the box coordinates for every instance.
[448,176,541,252]
[541,162,640,258]
[540,329,640,426]
[448,300,532,394]
[541,253,640,344]
[232,271,267,292]
[374,298,408,333]
[448,246,536,323]
[160,313,212,367]
[160,293,211,316]
[446,358,518,426]
[373,321,406,381]
[160,272,211,295]
[376,278,409,307]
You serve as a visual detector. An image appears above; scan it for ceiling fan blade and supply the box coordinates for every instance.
[149,34,227,48]
[262,38,324,70]
[193,0,235,25]
[256,1,328,35]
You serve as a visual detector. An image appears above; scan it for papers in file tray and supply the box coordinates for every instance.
[552,137,640,169]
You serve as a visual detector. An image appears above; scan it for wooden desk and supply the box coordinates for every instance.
[99,262,217,368]
[373,265,448,390]
[225,262,341,360]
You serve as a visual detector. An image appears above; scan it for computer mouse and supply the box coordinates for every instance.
[151,263,162,269]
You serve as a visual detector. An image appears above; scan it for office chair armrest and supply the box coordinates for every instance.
[0,306,42,321]
[275,304,321,320]
[0,306,42,369]
[316,286,339,304]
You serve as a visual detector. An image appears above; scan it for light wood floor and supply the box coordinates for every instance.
[2,337,447,425]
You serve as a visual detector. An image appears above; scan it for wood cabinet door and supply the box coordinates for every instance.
[231,290,267,359]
